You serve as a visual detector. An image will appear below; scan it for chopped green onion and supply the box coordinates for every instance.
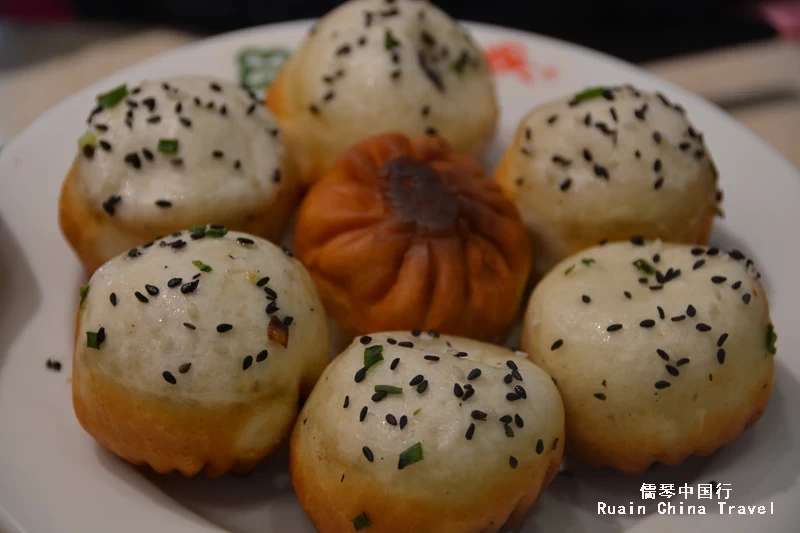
[581,258,596,266]
[766,324,777,355]
[206,227,228,238]
[158,138,179,154]
[374,384,402,394]
[452,53,469,75]
[96,84,128,109]
[86,330,102,350]
[632,259,655,275]
[364,345,384,371]
[570,86,607,105]
[79,285,90,310]
[413,408,422,416]
[397,442,424,470]
[351,512,372,531]
[564,265,575,276]
[192,260,212,272]
[189,225,206,233]
[384,29,399,50]
[78,132,98,150]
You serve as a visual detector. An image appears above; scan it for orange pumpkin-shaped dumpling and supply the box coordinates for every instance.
[294,133,532,342]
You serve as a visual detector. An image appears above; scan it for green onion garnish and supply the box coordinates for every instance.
[632,259,655,275]
[206,227,228,238]
[158,138,179,154]
[351,512,372,531]
[766,324,777,355]
[79,285,90,310]
[564,265,575,276]
[96,84,128,109]
[192,260,212,272]
[86,330,102,350]
[581,258,596,266]
[384,29,399,50]
[78,132,98,150]
[397,442,424,470]
[189,225,206,233]
[570,86,607,105]
[374,385,402,394]
[364,345,384,371]
[452,53,469,75]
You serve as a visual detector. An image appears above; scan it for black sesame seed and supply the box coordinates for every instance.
[707,247,720,256]
[372,391,387,402]
[655,380,671,389]
[551,339,565,351]
[594,392,606,400]
[398,341,414,348]
[242,355,253,370]
[128,248,141,258]
[657,349,669,361]
[640,319,656,328]
[511,369,523,382]
[146,115,161,124]
[717,349,726,364]
[691,247,705,256]
[354,367,367,383]
[471,410,487,421]
[657,306,665,319]
[506,393,520,401]
[694,149,705,160]
[386,414,397,426]
[536,439,544,454]
[742,293,751,304]
[465,423,475,440]
[504,424,515,438]
[162,371,177,385]
[547,114,558,125]
[509,456,518,468]
[729,249,745,261]
[593,164,609,179]
[677,358,690,366]
[182,323,197,332]
[212,150,224,159]
[503,374,513,384]
[671,315,686,322]
[666,365,679,376]
[417,380,428,393]
[499,415,512,424]
[309,104,320,115]
[283,316,293,326]
[400,415,407,429]
[731,281,742,290]
[693,259,706,270]
[514,414,524,428]
[134,291,149,303]
[155,200,172,208]
[607,324,622,332]
[421,105,430,117]
[390,358,399,370]
[717,333,728,347]
[630,235,645,246]
[635,149,642,159]
[687,305,697,317]
[467,369,481,380]
[216,324,233,333]
[423,355,439,362]
[506,360,518,370]
[559,178,572,192]
[360,406,368,421]
[166,277,182,288]
[454,383,464,397]
[109,292,117,306]
[234,160,242,170]
[124,152,142,169]
[409,375,424,386]
[237,237,255,246]
[624,291,632,299]
[145,284,159,296]
[180,117,192,128]
[654,177,664,190]
[362,446,374,462]
[711,276,727,284]
[264,287,278,300]
[514,385,527,399]
[652,131,662,144]
[455,351,468,358]
[257,350,268,362]
[696,323,712,332]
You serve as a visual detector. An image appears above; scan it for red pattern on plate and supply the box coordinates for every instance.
[485,41,558,85]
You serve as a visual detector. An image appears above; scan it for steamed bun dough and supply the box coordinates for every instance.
[522,240,775,475]
[268,0,498,183]
[495,85,721,275]
[72,228,329,477]
[60,76,298,273]
[291,331,564,533]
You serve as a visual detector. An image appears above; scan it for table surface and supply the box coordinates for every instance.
[0,22,798,168]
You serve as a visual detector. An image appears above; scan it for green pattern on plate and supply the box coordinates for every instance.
[237,47,292,94]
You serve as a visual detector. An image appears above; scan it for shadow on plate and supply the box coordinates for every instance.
[94,440,314,532]
[0,213,42,372]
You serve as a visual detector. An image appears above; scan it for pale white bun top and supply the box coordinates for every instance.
[296,331,564,497]
[75,228,329,401]
[524,240,774,413]
[278,0,497,170]
[79,76,285,227]
[500,86,719,265]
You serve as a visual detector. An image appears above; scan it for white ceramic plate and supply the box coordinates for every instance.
[1,20,799,533]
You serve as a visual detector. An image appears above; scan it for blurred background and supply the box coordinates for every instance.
[1,0,799,165]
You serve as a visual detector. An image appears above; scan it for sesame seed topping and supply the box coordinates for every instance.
[515,385,527,399]
[409,375,424,386]
[455,351,468,358]
[593,164,609,179]
[687,305,697,317]
[144,284,159,296]
[717,349,726,364]
[216,323,233,333]
[536,439,544,454]
[506,360,518,370]
[179,117,192,128]
[509,456,518,468]
[551,339,564,350]
[504,424,515,438]
[390,358,399,370]
[354,367,366,383]
[471,410,487,421]
[360,406,368,421]
[624,291,632,299]
[711,276,727,284]
[582,294,591,303]
[594,392,606,400]
[717,333,729,347]
[732,281,742,289]
[666,365,679,376]
[652,131,662,144]
[655,380,671,389]
[465,423,475,440]
[511,369,523,381]
[124,152,142,169]
[607,324,622,332]
[693,259,706,270]
[503,374,513,384]
[242,355,253,370]
[416,380,428,393]
[372,391,387,402]
[180,280,198,294]
[162,371,176,385]
[677,358,690,366]
[742,293,751,304]
[386,414,397,426]
[671,315,686,322]
[640,319,656,328]
[362,446,374,462]
[134,291,149,303]
[559,178,572,192]
[696,323,712,332]
[400,416,407,429]
[467,369,481,380]
[423,355,439,362]
[515,414,524,428]
[657,349,669,361]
